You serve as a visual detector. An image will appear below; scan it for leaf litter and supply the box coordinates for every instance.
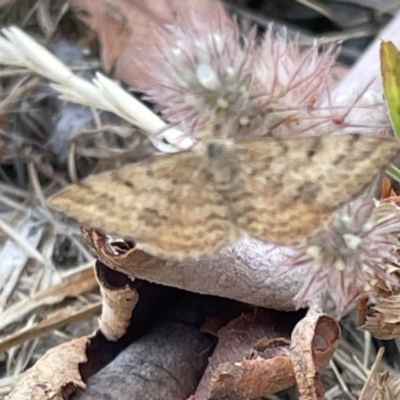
[1,0,400,399]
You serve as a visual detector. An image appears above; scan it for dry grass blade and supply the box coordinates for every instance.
[0,221,45,314]
[358,347,385,400]
[0,26,192,152]
[0,217,45,264]
[0,179,97,396]
[0,302,101,354]
[0,267,97,332]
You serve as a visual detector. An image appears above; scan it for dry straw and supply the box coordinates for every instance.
[0,26,193,153]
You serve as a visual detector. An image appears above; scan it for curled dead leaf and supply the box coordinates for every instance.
[289,309,340,399]
[357,294,400,340]
[380,176,396,200]
[81,227,302,312]
[95,262,139,341]
[5,334,89,400]
[194,309,339,399]
[6,274,181,399]
[74,291,221,400]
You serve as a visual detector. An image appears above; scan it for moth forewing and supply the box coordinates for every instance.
[47,134,400,259]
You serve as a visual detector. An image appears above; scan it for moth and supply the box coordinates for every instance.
[48,134,400,260]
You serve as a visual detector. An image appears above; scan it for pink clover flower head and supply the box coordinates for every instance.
[287,199,400,315]
[136,10,342,141]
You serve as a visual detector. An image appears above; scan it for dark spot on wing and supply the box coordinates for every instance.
[333,154,347,166]
[206,142,224,159]
[269,179,284,192]
[226,192,252,203]
[236,205,257,216]
[333,134,364,166]
[113,171,137,189]
[122,180,134,188]
[307,136,322,160]
[204,212,228,222]
[279,141,289,154]
[138,207,168,227]
[167,196,178,204]
[294,181,320,203]
[98,192,113,201]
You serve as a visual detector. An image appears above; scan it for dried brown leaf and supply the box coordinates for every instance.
[369,372,391,400]
[81,227,302,311]
[380,177,395,200]
[95,263,139,341]
[289,309,340,400]
[195,309,296,400]
[6,278,179,400]
[357,294,400,340]
[74,292,219,400]
[193,309,339,399]
[5,334,90,400]
[70,0,232,89]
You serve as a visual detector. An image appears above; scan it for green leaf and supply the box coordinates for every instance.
[381,41,400,140]
[386,163,400,182]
